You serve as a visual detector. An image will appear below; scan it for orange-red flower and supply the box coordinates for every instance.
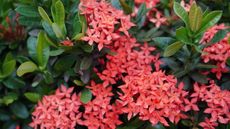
[80,0,134,51]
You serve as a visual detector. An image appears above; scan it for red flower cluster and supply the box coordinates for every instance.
[118,70,188,126]
[30,85,82,129]
[80,0,135,51]
[80,81,122,129]
[191,82,230,129]
[97,36,161,87]
[201,24,230,79]
[31,83,122,129]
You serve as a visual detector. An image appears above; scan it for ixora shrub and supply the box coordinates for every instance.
[0,0,230,129]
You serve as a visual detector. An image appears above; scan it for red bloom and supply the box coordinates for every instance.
[80,0,134,51]
[30,85,82,129]
[118,70,188,126]
[61,40,74,46]
[201,24,230,79]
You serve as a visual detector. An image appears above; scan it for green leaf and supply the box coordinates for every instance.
[43,71,54,84]
[42,21,57,40]
[152,37,175,49]
[173,2,189,26]
[15,5,39,17]
[198,11,222,35]
[81,44,94,53]
[73,13,82,37]
[1,53,16,78]
[17,61,38,77]
[54,55,76,72]
[3,77,25,89]
[119,0,132,14]
[49,49,64,56]
[10,102,29,119]
[73,80,84,86]
[18,16,41,26]
[36,31,50,69]
[176,27,189,43]
[80,57,92,70]
[52,23,65,39]
[0,110,10,121]
[2,93,18,105]
[52,0,66,35]
[221,81,230,90]
[24,92,41,103]
[208,29,228,45]
[135,3,148,28]
[80,88,92,104]
[163,41,184,57]
[196,63,217,69]
[38,6,52,25]
[27,36,37,61]
[189,3,203,32]
[190,72,208,84]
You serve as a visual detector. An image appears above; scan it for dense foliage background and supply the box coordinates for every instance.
[0,0,230,129]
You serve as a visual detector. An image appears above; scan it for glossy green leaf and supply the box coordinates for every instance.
[1,53,16,78]
[3,77,25,89]
[24,92,41,103]
[208,29,228,45]
[176,27,189,43]
[80,88,92,104]
[173,2,189,26]
[38,6,52,25]
[189,3,203,32]
[18,16,41,26]
[2,93,18,105]
[73,13,82,37]
[52,0,66,35]
[198,11,222,35]
[27,36,37,61]
[10,102,29,119]
[152,37,175,49]
[15,5,39,17]
[163,41,184,57]
[52,23,65,39]
[17,61,38,77]
[36,31,50,69]
[54,55,76,72]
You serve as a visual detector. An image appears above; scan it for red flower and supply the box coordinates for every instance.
[80,0,134,51]
[30,85,82,129]
[61,40,74,46]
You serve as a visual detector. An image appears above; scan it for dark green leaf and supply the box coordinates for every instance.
[18,16,41,26]
[15,5,39,17]
[190,72,208,84]
[80,57,92,70]
[208,29,228,45]
[27,36,37,61]
[54,55,76,72]
[80,88,92,104]
[0,110,10,121]
[221,81,230,90]
[10,102,29,119]
[3,77,25,89]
